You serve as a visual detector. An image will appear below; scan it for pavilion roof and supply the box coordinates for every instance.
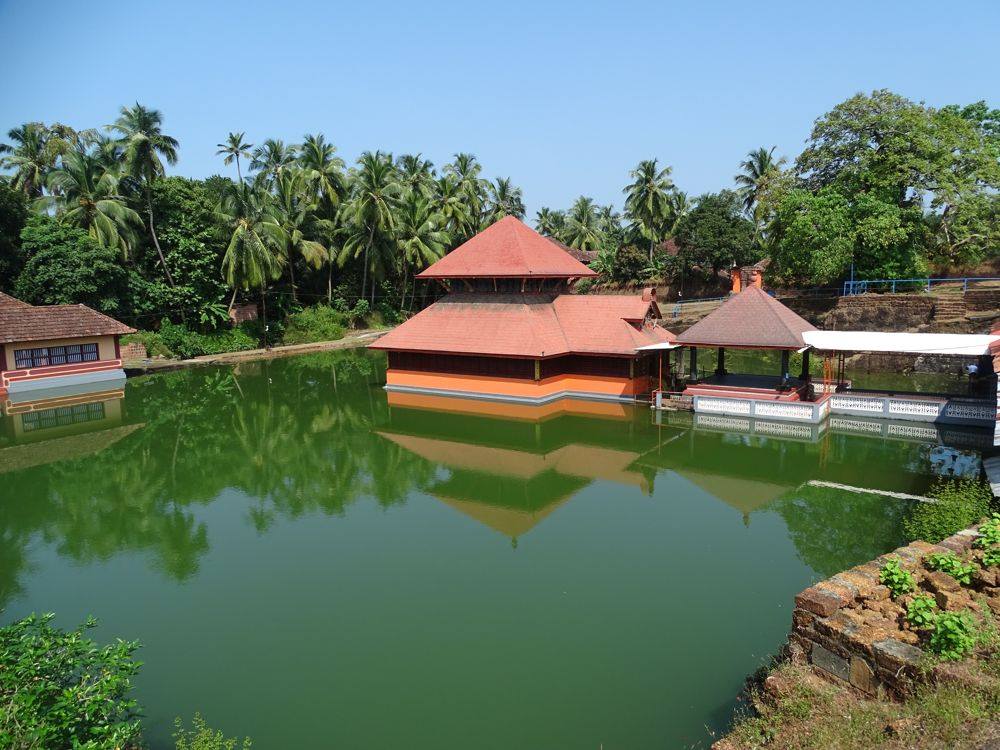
[676,286,815,349]
[0,296,135,345]
[371,293,675,358]
[417,216,597,279]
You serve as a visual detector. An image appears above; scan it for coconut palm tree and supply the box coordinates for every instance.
[217,181,284,311]
[432,175,472,243]
[340,151,401,304]
[42,149,141,256]
[735,146,785,214]
[216,132,253,183]
[250,139,296,188]
[396,191,449,309]
[1,123,51,198]
[561,196,603,251]
[272,169,330,302]
[298,133,346,210]
[110,103,180,287]
[396,154,436,199]
[444,153,487,237]
[485,177,526,223]
[534,207,564,237]
[623,158,674,260]
[664,190,691,237]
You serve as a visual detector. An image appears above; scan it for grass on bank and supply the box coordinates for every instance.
[721,646,1000,750]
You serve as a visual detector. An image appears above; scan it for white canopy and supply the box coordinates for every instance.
[802,330,1000,356]
[634,342,682,352]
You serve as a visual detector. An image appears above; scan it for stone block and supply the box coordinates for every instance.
[973,567,998,589]
[832,570,880,600]
[934,588,973,612]
[791,608,818,631]
[925,570,960,593]
[849,655,879,695]
[795,586,845,617]
[811,642,850,682]
[872,638,924,673]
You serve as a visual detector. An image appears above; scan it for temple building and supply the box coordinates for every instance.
[0,292,135,401]
[371,216,675,404]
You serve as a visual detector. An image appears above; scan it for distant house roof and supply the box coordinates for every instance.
[417,216,598,279]
[676,286,816,349]
[0,294,135,345]
[371,293,675,358]
[550,239,598,265]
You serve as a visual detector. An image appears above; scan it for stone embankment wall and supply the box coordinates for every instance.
[819,294,936,332]
[789,525,997,698]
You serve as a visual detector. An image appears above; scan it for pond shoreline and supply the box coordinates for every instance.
[122,328,388,375]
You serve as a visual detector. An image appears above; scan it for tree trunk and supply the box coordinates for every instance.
[327,261,333,304]
[361,247,369,309]
[649,237,654,262]
[261,285,269,349]
[227,286,238,314]
[236,156,243,184]
[288,253,298,304]
[147,194,176,288]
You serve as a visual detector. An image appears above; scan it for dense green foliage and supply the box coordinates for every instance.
[905,594,939,629]
[903,478,994,543]
[879,556,915,597]
[0,180,28,288]
[928,610,979,660]
[0,614,142,749]
[16,215,129,315]
[281,305,347,345]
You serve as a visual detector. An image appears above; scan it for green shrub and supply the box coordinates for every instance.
[924,552,976,586]
[346,299,370,328]
[975,514,1000,549]
[174,713,251,750]
[156,319,258,358]
[574,278,594,294]
[281,305,346,345]
[902,478,993,543]
[928,611,977,661]
[0,614,143,749]
[879,556,915,598]
[905,594,939,629]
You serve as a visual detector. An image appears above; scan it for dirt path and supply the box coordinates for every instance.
[123,329,388,375]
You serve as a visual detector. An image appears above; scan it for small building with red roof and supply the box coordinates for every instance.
[0,292,135,401]
[371,216,675,403]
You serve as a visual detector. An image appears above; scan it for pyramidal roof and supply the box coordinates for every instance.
[676,286,816,349]
[417,216,598,279]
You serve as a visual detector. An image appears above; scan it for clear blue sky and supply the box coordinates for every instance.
[2,0,997,220]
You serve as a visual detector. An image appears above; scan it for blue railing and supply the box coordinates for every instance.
[842,277,1000,296]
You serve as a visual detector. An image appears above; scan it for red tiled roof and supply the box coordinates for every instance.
[0,295,135,345]
[418,216,598,279]
[551,239,598,265]
[676,286,816,349]
[371,293,674,357]
[0,292,30,311]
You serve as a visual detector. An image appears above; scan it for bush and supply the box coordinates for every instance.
[174,713,251,750]
[282,305,347,345]
[879,556,915,598]
[132,320,258,359]
[574,278,594,294]
[928,610,978,661]
[902,478,994,543]
[905,594,938,629]
[0,614,143,749]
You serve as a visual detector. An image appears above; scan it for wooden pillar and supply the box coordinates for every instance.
[658,351,663,392]
[715,347,726,377]
[799,349,811,381]
[534,359,541,381]
[689,347,698,380]
[780,350,790,381]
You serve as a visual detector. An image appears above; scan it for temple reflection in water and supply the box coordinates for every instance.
[380,391,990,541]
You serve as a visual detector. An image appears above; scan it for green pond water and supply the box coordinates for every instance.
[0,350,988,749]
